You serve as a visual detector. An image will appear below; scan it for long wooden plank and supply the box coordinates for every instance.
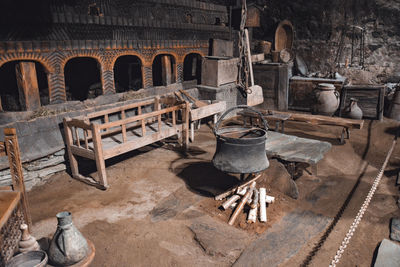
[66,119,92,130]
[86,99,154,119]
[98,104,186,130]
[190,101,226,121]
[70,146,95,160]
[246,109,364,129]
[103,126,183,159]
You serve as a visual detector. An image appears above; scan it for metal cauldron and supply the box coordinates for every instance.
[212,105,269,174]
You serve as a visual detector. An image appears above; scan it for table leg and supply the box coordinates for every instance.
[275,121,280,132]
[311,164,318,176]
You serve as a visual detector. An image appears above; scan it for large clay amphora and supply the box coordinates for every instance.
[48,211,89,266]
[312,83,340,116]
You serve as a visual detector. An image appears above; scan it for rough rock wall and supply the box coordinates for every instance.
[253,0,400,83]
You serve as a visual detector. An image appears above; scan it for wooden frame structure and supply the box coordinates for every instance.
[0,128,31,265]
[64,97,190,189]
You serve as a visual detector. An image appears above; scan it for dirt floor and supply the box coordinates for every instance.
[28,117,400,266]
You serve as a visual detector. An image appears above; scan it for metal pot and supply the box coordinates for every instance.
[212,105,269,174]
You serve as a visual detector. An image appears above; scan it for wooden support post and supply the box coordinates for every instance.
[161,55,172,85]
[121,110,127,143]
[15,62,41,111]
[182,102,190,150]
[63,118,79,179]
[138,106,146,137]
[92,124,109,188]
[190,122,195,142]
[154,97,161,131]
[4,128,32,231]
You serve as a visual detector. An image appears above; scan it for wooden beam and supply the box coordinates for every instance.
[15,62,41,111]
[161,55,172,85]
[245,109,364,130]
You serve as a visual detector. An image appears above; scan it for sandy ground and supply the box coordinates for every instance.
[27,118,400,266]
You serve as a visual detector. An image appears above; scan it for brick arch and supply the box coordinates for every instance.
[61,52,104,70]
[181,51,206,62]
[0,53,53,73]
[149,51,178,66]
[110,52,146,69]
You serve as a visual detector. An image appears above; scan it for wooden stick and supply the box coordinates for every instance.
[221,195,240,210]
[228,190,251,225]
[259,188,267,222]
[215,174,262,200]
[228,182,256,225]
[180,90,208,108]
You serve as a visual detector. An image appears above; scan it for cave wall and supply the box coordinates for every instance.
[253,0,400,83]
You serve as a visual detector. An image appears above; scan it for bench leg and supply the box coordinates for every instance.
[340,128,346,144]
[281,121,285,133]
[190,122,195,142]
[92,125,109,188]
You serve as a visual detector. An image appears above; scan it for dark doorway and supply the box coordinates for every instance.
[183,53,202,84]
[152,54,176,86]
[64,57,102,101]
[0,61,49,111]
[113,55,143,92]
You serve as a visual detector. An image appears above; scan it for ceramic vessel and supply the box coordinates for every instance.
[312,83,340,116]
[48,211,89,266]
[346,98,363,119]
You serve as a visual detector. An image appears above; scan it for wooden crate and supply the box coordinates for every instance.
[289,76,346,111]
[339,85,385,120]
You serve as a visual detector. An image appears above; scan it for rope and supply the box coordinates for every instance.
[329,136,398,266]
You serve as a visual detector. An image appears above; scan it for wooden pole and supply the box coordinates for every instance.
[15,62,41,111]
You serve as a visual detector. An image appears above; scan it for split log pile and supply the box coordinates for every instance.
[218,177,275,226]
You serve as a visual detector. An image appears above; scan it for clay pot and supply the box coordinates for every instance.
[346,98,363,119]
[312,83,340,116]
[257,41,272,55]
[271,51,280,63]
[48,211,89,266]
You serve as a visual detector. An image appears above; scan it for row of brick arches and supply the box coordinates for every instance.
[0,53,203,112]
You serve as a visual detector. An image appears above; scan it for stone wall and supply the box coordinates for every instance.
[253,0,400,83]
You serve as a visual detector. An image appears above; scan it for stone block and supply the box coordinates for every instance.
[374,239,400,267]
[390,217,400,242]
[201,57,239,87]
[23,155,65,171]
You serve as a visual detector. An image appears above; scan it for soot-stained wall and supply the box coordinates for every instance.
[253,0,400,83]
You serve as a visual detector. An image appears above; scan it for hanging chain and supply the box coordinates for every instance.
[329,137,398,266]
[237,0,250,95]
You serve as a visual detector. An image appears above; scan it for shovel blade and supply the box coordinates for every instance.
[246,85,264,106]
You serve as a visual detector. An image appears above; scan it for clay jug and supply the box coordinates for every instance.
[312,83,340,116]
[48,211,89,266]
[346,98,363,119]
[19,224,40,253]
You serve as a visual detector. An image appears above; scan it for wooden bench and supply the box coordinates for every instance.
[242,109,364,144]
[63,97,190,189]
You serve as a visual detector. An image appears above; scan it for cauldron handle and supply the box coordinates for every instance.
[213,105,269,136]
